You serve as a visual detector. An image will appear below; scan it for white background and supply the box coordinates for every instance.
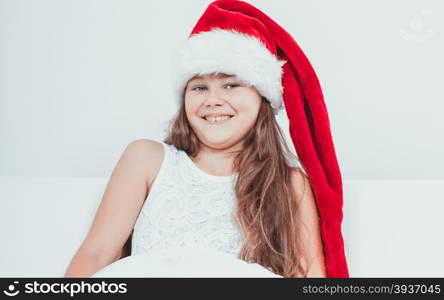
[1,0,443,277]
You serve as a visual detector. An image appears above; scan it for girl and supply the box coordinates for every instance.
[65,0,348,278]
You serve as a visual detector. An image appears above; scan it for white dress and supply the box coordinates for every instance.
[92,141,282,277]
[131,141,243,258]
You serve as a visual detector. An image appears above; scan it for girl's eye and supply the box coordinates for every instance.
[191,83,239,92]
[226,83,239,89]
[193,86,206,91]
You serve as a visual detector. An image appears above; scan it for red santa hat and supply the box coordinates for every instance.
[170,0,349,278]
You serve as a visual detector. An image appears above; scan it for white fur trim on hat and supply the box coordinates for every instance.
[170,28,287,114]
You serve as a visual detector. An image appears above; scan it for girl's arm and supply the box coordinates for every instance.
[64,250,116,278]
[64,139,160,277]
[291,168,327,278]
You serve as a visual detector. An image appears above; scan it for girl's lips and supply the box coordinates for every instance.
[200,115,235,125]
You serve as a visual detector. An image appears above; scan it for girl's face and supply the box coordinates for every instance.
[184,73,262,150]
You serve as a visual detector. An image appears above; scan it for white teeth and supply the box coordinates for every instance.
[205,116,231,123]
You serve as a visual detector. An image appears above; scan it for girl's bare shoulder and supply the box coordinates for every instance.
[289,167,310,199]
[127,139,165,190]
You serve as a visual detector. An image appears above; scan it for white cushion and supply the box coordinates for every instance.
[92,246,282,278]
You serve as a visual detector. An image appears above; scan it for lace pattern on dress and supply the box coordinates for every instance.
[131,142,243,257]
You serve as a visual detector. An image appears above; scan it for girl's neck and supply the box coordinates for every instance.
[192,143,241,176]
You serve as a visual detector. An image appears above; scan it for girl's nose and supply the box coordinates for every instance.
[203,88,227,106]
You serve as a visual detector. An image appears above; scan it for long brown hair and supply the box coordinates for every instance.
[163,85,314,277]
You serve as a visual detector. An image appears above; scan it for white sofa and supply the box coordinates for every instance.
[1,176,443,277]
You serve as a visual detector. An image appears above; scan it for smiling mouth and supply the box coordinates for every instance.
[200,115,235,125]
